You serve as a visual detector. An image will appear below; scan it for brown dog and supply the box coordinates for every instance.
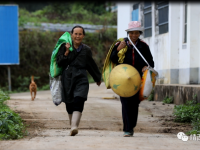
[29,75,37,100]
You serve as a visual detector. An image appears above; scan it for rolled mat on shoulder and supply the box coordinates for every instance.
[50,32,73,78]
[102,38,129,89]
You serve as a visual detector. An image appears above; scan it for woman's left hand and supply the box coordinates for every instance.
[142,66,148,72]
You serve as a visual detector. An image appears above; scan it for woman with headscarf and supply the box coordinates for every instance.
[110,21,155,137]
[56,25,101,136]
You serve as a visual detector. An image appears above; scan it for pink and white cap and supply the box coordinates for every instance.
[125,21,143,32]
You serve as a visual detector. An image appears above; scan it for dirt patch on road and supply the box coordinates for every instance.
[139,101,193,134]
[157,115,192,134]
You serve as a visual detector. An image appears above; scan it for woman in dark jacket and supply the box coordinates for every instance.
[110,21,154,137]
[56,25,101,136]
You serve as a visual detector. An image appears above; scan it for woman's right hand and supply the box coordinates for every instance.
[117,40,126,51]
[96,81,101,86]
[64,43,70,56]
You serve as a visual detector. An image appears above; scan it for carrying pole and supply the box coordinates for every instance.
[8,65,12,91]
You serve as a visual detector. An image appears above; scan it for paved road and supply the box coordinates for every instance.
[0,83,199,150]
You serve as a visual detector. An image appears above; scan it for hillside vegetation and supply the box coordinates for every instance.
[18,2,117,26]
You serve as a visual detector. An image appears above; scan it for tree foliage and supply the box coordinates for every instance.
[18,2,116,25]
[74,1,106,15]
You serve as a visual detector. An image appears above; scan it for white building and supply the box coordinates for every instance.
[117,1,200,85]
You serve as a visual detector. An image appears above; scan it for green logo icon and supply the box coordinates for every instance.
[134,85,138,91]
[113,84,120,89]
[123,67,128,71]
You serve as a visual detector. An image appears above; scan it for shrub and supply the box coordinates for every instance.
[173,94,200,135]
[187,117,200,135]
[0,89,27,140]
[173,99,200,123]
[147,89,154,101]
[162,96,173,104]
[37,84,50,91]
[0,90,10,108]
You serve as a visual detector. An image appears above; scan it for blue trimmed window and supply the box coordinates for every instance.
[132,3,139,21]
[157,1,169,34]
[144,2,152,37]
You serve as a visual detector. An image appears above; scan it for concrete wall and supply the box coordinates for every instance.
[154,85,200,105]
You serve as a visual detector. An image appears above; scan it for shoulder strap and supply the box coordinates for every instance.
[127,35,150,67]
[127,35,158,76]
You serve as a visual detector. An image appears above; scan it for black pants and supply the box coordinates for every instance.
[120,92,140,132]
[65,96,85,114]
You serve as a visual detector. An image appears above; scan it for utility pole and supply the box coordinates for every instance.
[8,66,12,91]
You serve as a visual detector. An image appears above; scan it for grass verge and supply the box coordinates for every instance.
[0,89,28,140]
[173,95,200,135]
